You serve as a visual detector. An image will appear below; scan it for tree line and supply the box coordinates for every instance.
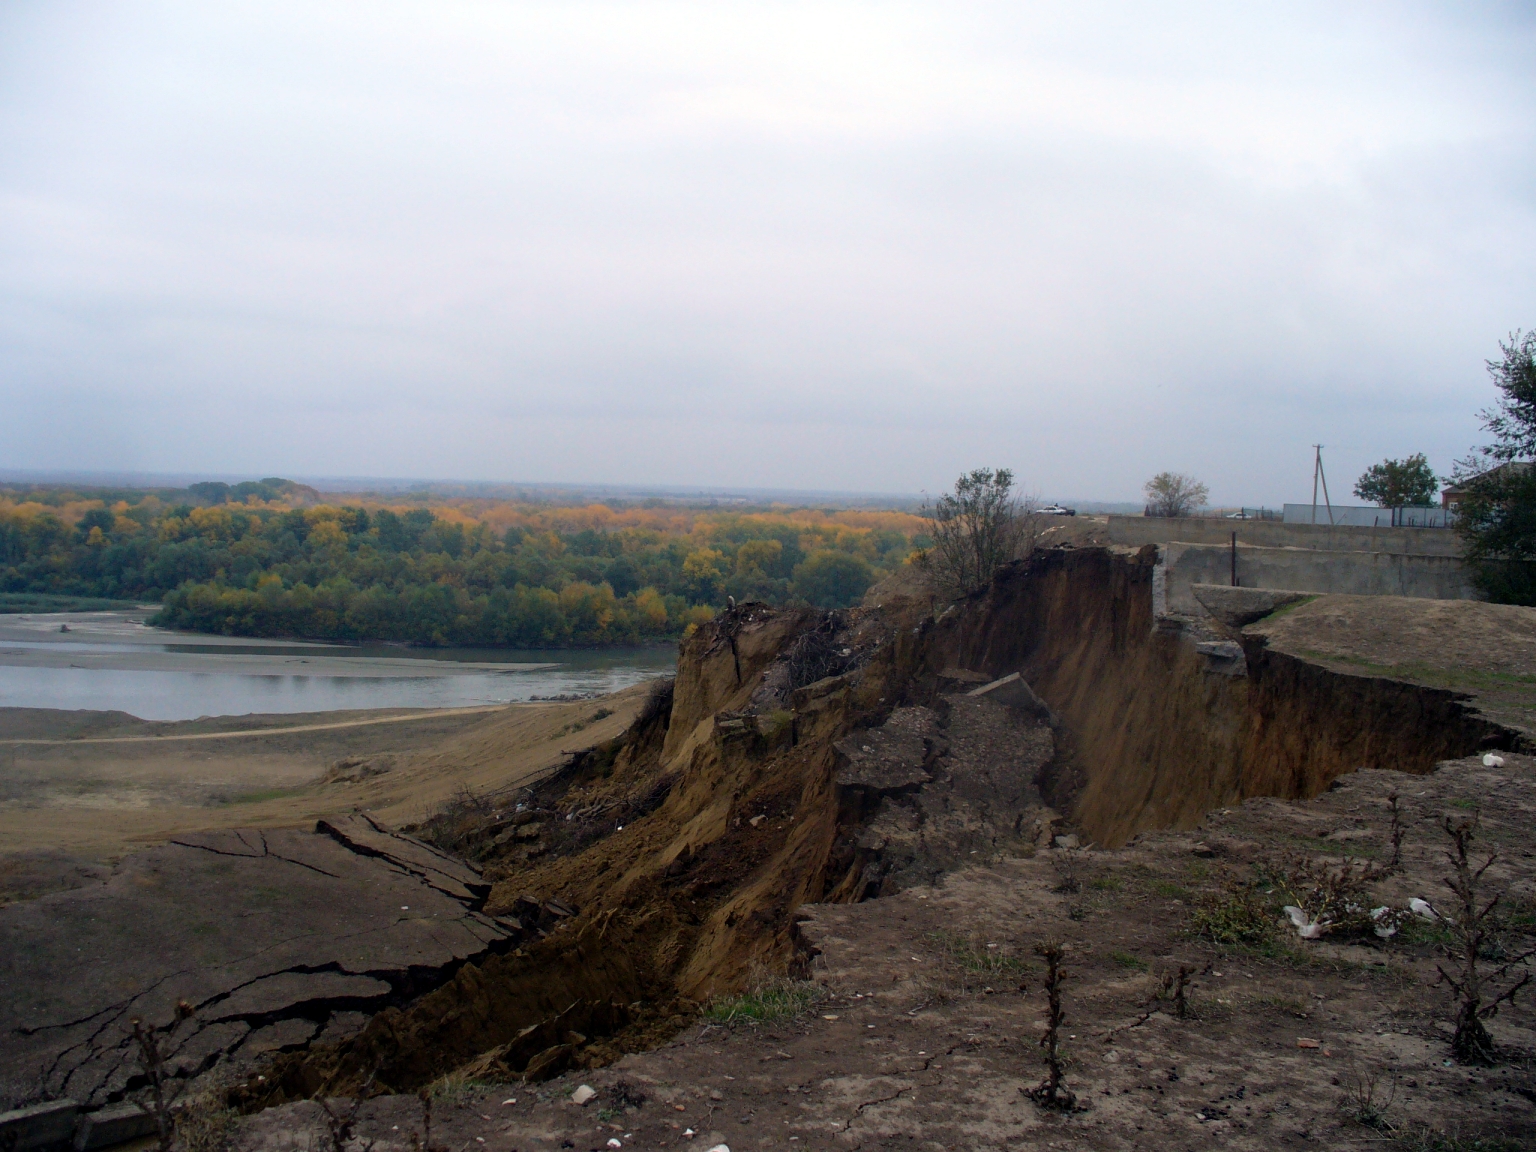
[0,492,926,645]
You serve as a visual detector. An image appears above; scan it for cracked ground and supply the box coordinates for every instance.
[233,752,1536,1151]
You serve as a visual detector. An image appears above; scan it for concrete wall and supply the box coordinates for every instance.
[1106,514,1463,557]
[1281,503,1452,528]
[1160,541,1480,615]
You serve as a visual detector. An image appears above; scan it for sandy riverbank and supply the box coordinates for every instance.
[0,682,654,869]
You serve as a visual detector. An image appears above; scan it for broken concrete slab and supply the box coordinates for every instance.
[964,672,1058,725]
[1191,584,1315,630]
[1,823,515,1114]
[834,707,939,793]
[0,1099,79,1152]
[71,1104,157,1151]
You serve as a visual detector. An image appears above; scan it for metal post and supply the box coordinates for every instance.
[1230,531,1237,587]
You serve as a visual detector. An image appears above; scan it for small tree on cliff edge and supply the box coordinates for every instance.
[919,468,1036,600]
[1455,329,1536,605]
[1143,472,1209,518]
[1354,454,1439,509]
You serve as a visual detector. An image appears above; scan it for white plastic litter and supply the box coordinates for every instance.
[571,1084,597,1105]
[1483,752,1506,768]
[1410,898,1439,921]
[706,1146,732,1152]
[1370,906,1398,938]
[1283,905,1329,939]
[607,1141,623,1149]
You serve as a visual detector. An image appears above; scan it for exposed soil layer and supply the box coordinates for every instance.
[232,750,1536,1151]
[936,546,1526,846]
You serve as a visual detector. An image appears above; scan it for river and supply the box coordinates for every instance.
[0,610,676,721]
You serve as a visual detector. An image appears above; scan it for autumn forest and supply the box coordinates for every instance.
[0,480,927,646]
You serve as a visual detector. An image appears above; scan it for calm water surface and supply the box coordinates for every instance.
[0,638,677,720]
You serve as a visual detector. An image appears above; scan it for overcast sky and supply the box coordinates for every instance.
[2,3,1533,504]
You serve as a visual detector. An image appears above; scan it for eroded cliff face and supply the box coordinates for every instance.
[935,546,1514,846]
[252,545,1520,1102]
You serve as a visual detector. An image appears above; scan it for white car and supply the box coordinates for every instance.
[1039,505,1076,516]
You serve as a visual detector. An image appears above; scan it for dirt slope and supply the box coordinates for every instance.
[234,749,1535,1151]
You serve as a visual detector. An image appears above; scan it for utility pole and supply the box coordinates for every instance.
[1311,445,1335,526]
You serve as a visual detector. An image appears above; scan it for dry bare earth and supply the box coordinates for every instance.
[0,688,649,865]
[233,751,1535,1152]
[1248,595,1536,742]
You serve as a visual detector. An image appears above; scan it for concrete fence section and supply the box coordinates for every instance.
[1106,514,1463,557]
[1280,503,1454,529]
[1159,542,1480,616]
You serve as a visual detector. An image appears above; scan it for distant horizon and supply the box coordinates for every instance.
[0,465,1323,514]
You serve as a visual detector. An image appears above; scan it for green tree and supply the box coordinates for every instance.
[1455,330,1536,604]
[793,550,873,608]
[1353,454,1438,508]
[918,468,1036,599]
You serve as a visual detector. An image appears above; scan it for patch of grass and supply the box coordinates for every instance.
[555,707,615,737]
[1089,875,1122,892]
[427,1071,495,1104]
[704,976,823,1026]
[928,930,1030,992]
[173,1080,241,1152]
[1257,596,1319,622]
[1189,878,1278,946]
[1449,798,1479,810]
[1292,649,1536,700]
[1258,992,1309,1017]
[1109,950,1146,971]
[1149,880,1192,901]
[1391,1125,1533,1152]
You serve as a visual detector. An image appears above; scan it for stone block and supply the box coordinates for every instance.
[0,1100,79,1152]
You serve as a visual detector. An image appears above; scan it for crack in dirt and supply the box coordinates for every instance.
[168,833,343,879]
[839,1083,914,1131]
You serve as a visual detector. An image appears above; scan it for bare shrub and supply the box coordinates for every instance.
[918,468,1040,601]
[1143,472,1209,518]
[1274,855,1400,939]
[1052,847,1082,895]
[130,999,197,1152]
[1026,941,1077,1111]
[1337,1059,1397,1131]
[1435,814,1535,1065]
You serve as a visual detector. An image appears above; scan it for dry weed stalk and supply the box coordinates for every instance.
[317,1073,376,1152]
[1387,792,1411,873]
[407,1089,443,1152]
[1027,941,1077,1111]
[1338,1060,1397,1131]
[1434,814,1535,1065]
[1158,964,1197,1020]
[130,998,196,1152]
[1052,847,1082,895]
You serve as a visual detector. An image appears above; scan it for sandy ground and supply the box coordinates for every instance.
[0,683,653,864]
